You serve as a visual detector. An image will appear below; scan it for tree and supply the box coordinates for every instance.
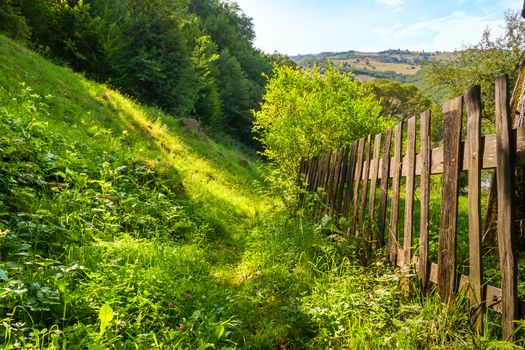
[265,52,297,68]
[0,0,31,42]
[364,78,432,122]
[189,0,271,142]
[421,10,525,132]
[253,64,390,193]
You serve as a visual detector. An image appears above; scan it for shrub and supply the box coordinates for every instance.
[253,64,391,197]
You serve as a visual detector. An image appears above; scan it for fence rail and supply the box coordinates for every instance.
[298,76,524,339]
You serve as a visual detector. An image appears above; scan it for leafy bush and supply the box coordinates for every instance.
[253,64,391,197]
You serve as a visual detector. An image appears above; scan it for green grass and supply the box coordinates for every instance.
[0,34,522,349]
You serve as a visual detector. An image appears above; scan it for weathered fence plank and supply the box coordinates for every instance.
[389,122,403,265]
[315,152,331,220]
[368,134,382,233]
[343,142,358,217]
[495,75,518,340]
[378,129,392,246]
[334,148,347,210]
[334,147,349,214]
[403,116,417,265]
[351,138,366,232]
[326,149,343,215]
[309,157,317,192]
[312,154,324,193]
[306,157,316,193]
[372,127,525,180]
[465,85,484,333]
[323,151,337,215]
[437,96,463,302]
[418,110,431,292]
[358,135,372,237]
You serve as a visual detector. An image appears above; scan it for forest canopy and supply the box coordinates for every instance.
[0,0,272,144]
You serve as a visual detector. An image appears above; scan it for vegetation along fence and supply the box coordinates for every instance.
[298,75,525,340]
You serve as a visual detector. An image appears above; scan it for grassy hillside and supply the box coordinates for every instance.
[0,35,517,349]
[0,34,279,348]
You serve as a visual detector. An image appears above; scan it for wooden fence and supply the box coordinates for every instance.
[298,76,525,339]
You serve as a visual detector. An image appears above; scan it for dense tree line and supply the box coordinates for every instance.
[0,0,272,143]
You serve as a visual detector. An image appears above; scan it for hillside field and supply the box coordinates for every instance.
[292,50,455,82]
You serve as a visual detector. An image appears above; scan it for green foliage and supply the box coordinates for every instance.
[364,78,432,122]
[190,0,272,143]
[0,0,31,42]
[98,303,114,336]
[254,64,391,196]
[2,0,271,143]
[421,10,525,131]
[265,52,298,68]
[191,35,222,126]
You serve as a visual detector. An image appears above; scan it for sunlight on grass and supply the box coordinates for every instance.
[79,82,273,222]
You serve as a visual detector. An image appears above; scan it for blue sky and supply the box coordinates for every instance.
[233,0,523,54]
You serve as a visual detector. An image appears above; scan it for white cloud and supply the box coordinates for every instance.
[376,0,405,7]
[372,11,504,51]
[234,0,514,54]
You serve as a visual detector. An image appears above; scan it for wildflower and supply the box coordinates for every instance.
[178,323,186,332]
[180,290,192,299]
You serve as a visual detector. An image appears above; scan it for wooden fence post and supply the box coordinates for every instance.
[389,122,403,265]
[358,135,372,237]
[312,154,323,194]
[368,134,382,236]
[495,75,518,340]
[324,150,339,216]
[465,85,484,333]
[342,142,358,217]
[418,110,431,292]
[307,157,317,193]
[334,147,350,215]
[315,152,331,221]
[331,148,346,214]
[351,138,366,234]
[378,129,392,247]
[403,116,417,265]
[437,96,463,302]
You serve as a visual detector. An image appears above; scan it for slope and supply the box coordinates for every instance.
[0,33,280,348]
[0,35,513,349]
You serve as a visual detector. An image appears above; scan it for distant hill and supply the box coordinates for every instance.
[291,49,455,83]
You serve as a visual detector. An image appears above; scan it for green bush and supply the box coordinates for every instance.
[253,64,392,197]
